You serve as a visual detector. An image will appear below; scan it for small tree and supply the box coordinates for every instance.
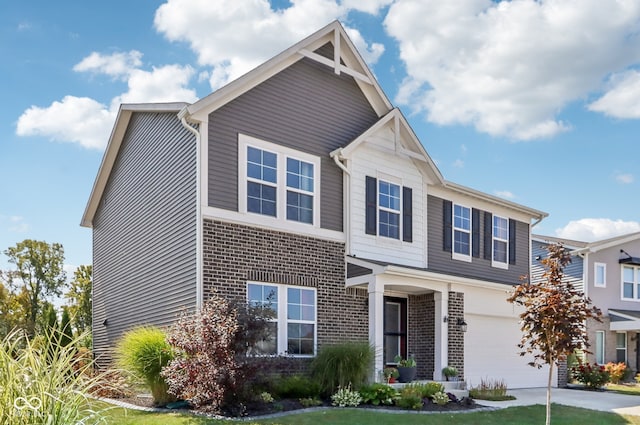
[162,293,238,413]
[508,243,602,425]
[65,265,92,335]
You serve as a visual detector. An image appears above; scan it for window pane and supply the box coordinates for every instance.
[617,333,626,349]
[494,240,507,263]
[263,150,277,169]
[286,158,314,192]
[286,191,313,224]
[379,210,399,239]
[454,205,470,230]
[248,283,278,315]
[624,267,634,283]
[493,216,508,239]
[247,146,277,183]
[379,181,400,211]
[254,322,277,355]
[287,323,314,355]
[595,332,604,364]
[384,335,400,364]
[595,265,605,285]
[385,303,400,333]
[624,282,634,299]
[454,230,470,255]
[247,182,276,217]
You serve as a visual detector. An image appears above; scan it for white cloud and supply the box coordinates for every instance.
[5,216,29,233]
[452,159,464,168]
[154,0,386,89]
[384,0,640,140]
[17,57,197,150]
[615,173,634,184]
[494,190,514,200]
[16,96,114,150]
[588,70,640,119]
[73,51,143,79]
[555,218,640,242]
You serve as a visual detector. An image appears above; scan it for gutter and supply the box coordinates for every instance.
[178,107,203,310]
[330,148,351,255]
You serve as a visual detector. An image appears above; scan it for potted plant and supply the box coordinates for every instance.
[394,355,417,383]
[383,367,399,383]
[442,366,458,381]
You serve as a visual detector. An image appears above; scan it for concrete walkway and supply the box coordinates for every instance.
[480,388,640,416]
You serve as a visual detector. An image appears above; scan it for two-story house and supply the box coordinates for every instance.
[533,232,640,374]
[81,21,550,388]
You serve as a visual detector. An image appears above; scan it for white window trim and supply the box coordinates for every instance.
[621,265,640,302]
[246,282,317,357]
[594,262,606,288]
[491,214,509,270]
[616,331,627,364]
[595,330,605,364]
[239,134,321,227]
[452,203,472,262]
[377,177,402,241]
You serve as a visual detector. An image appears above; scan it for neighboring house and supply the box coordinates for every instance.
[81,21,550,388]
[533,232,640,373]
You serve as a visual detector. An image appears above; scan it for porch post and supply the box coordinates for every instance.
[368,277,384,381]
[434,291,448,380]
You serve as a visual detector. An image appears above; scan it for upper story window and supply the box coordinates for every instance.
[239,134,320,226]
[453,204,471,261]
[622,265,640,301]
[594,263,606,287]
[378,180,401,239]
[492,215,508,269]
[247,282,316,356]
[365,176,412,242]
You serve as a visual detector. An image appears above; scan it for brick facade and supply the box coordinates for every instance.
[202,219,369,352]
[408,293,435,379]
[447,291,465,378]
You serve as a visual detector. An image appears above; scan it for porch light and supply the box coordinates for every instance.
[443,315,448,323]
[456,318,467,333]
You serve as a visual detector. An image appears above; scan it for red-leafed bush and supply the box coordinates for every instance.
[571,361,610,389]
[161,293,238,413]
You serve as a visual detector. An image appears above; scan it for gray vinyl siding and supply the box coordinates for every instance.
[427,195,529,285]
[92,111,197,365]
[531,240,584,292]
[208,44,379,232]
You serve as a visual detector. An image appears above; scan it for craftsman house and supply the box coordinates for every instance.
[82,21,550,388]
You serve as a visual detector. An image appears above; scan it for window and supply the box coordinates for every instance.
[594,263,606,287]
[622,265,640,301]
[378,180,400,239]
[616,332,627,363]
[595,331,604,364]
[247,282,316,356]
[365,176,413,242]
[492,215,508,268]
[453,204,471,260]
[240,134,319,226]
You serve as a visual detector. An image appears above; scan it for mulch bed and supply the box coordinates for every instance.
[112,394,485,418]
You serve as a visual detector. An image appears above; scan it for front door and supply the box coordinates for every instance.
[384,297,407,365]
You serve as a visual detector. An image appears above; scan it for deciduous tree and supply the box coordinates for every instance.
[507,243,602,425]
[65,265,92,334]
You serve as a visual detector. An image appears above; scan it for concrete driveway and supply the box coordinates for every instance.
[479,388,640,416]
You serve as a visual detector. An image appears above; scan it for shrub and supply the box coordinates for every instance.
[115,326,174,405]
[331,385,362,407]
[272,374,321,399]
[417,381,445,398]
[396,385,423,410]
[432,391,449,405]
[88,369,135,399]
[604,362,627,384]
[469,377,515,401]
[311,341,374,396]
[0,329,106,425]
[359,383,398,406]
[162,294,238,413]
[299,397,323,407]
[571,362,610,389]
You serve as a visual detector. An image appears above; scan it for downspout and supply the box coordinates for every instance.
[330,148,351,255]
[178,107,203,310]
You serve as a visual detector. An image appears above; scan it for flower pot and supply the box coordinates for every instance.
[397,366,417,383]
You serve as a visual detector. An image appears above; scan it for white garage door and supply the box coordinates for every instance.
[464,314,555,389]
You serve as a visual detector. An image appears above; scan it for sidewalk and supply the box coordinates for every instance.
[480,388,640,416]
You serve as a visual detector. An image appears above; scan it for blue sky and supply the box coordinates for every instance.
[1,0,640,278]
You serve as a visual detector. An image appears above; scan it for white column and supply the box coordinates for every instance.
[368,277,385,381]
[434,291,449,380]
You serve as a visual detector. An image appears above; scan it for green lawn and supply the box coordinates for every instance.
[102,404,640,425]
[607,383,640,396]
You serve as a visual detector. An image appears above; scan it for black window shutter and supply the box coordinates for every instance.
[443,200,452,251]
[365,176,377,235]
[402,187,412,242]
[484,212,492,260]
[472,208,480,257]
[509,219,517,265]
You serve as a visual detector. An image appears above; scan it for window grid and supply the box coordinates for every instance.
[378,180,401,239]
[286,158,314,224]
[453,204,471,258]
[246,146,278,217]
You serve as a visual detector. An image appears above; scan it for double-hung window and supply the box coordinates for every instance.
[622,265,640,301]
[378,180,401,239]
[240,135,319,226]
[453,204,471,260]
[492,215,508,268]
[616,332,627,363]
[247,282,316,356]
